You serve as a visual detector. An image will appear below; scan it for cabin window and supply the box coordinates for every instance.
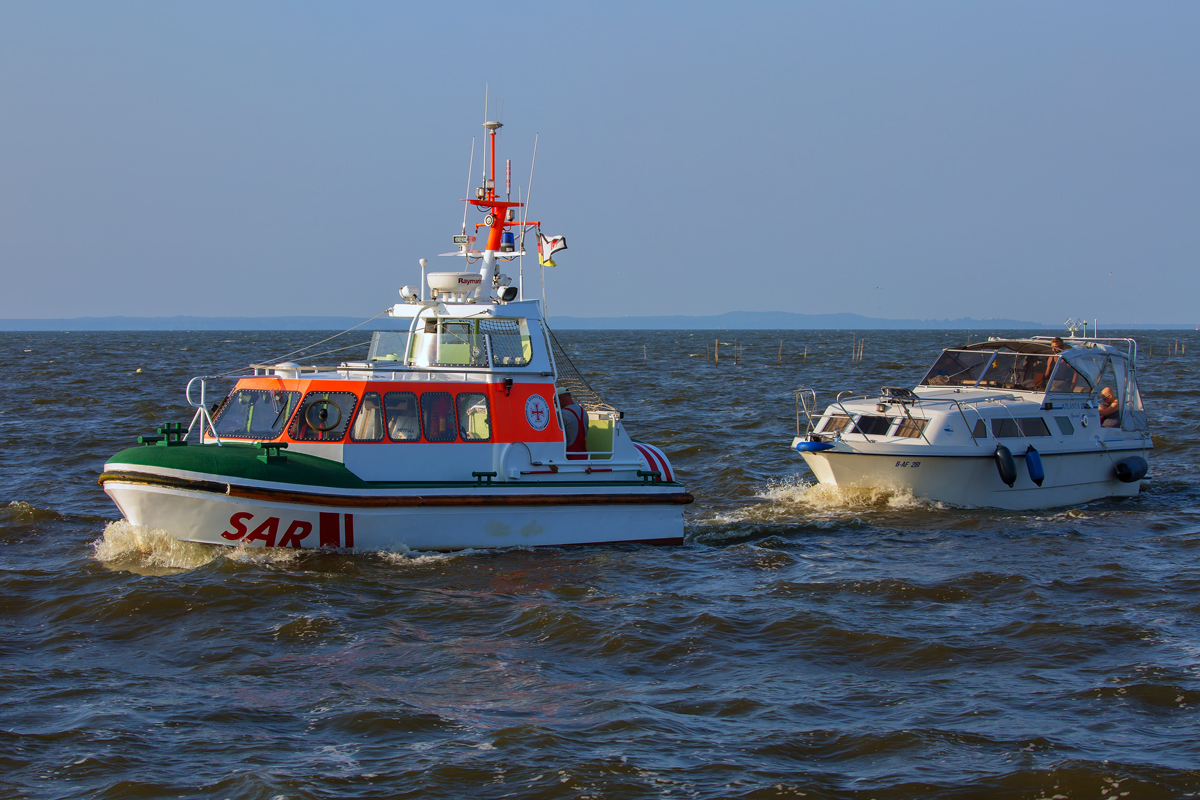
[482,319,532,367]
[819,414,852,434]
[409,320,490,367]
[852,415,891,436]
[921,350,991,387]
[1055,416,1075,435]
[212,389,299,439]
[971,419,988,439]
[290,391,359,442]
[1019,418,1051,437]
[367,331,408,362]
[384,392,421,441]
[1047,361,1090,394]
[991,417,1052,438]
[893,417,928,438]
[456,393,492,441]
[421,391,458,442]
[350,392,385,442]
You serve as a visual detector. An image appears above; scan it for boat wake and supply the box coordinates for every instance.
[690,476,943,544]
[750,475,940,515]
[92,520,302,574]
[739,475,940,519]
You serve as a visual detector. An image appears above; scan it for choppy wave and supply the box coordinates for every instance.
[1,499,68,524]
[5,328,1200,798]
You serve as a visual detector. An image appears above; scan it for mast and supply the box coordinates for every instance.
[461,120,539,302]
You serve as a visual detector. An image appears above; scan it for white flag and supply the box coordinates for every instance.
[537,233,567,267]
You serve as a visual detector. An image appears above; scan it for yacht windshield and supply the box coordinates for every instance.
[976,353,1053,391]
[920,350,990,387]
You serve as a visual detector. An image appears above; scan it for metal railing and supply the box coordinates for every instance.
[185,376,223,446]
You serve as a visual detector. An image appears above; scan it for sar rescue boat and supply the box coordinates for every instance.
[792,335,1151,510]
[100,120,692,550]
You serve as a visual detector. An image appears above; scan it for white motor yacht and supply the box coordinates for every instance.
[792,336,1151,510]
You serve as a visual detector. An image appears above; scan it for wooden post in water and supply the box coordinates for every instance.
[778,339,783,365]
[714,338,719,365]
[734,338,739,365]
[804,345,808,363]
[643,344,647,362]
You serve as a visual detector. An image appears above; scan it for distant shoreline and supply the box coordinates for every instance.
[0,313,1193,332]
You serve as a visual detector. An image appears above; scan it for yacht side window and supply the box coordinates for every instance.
[820,414,853,434]
[290,391,359,442]
[991,418,1052,438]
[1055,416,1075,435]
[852,415,890,436]
[893,418,928,438]
[420,391,458,442]
[384,392,421,442]
[971,419,988,439]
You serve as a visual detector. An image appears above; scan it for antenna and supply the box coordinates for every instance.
[517,184,523,300]
[461,137,475,236]
[506,159,511,200]
[520,133,541,312]
[483,83,488,124]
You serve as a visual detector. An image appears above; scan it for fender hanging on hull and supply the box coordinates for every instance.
[1025,445,1045,487]
[1115,456,1148,483]
[994,444,1016,488]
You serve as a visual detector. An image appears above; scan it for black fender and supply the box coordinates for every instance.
[995,444,1017,487]
[1115,456,1148,483]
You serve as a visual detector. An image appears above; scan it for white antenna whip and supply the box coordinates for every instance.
[520,133,541,313]
[461,136,475,236]
[517,184,524,300]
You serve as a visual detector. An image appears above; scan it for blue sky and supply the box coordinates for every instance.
[1,2,1197,324]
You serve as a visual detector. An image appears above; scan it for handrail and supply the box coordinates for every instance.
[794,388,818,437]
[834,391,874,444]
[185,376,223,446]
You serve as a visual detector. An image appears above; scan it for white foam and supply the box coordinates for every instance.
[92,520,219,573]
[706,476,941,526]
[92,520,303,573]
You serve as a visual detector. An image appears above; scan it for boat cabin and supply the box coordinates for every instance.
[201,298,644,484]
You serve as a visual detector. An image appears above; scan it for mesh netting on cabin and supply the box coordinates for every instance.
[545,326,615,412]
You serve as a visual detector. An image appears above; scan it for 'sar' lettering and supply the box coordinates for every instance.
[244,516,281,547]
[277,520,313,548]
[221,511,253,541]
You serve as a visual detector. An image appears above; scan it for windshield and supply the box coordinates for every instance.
[976,353,1054,391]
[406,318,533,368]
[213,389,299,439]
[920,350,991,387]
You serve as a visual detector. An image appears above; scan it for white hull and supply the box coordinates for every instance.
[104,481,685,551]
[800,449,1143,510]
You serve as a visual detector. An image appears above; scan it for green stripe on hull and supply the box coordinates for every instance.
[105,443,684,491]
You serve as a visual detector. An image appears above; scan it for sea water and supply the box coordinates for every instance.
[2,328,1198,798]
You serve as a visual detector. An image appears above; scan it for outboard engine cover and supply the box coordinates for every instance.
[1115,456,1149,484]
[995,444,1017,487]
[1024,445,1045,487]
